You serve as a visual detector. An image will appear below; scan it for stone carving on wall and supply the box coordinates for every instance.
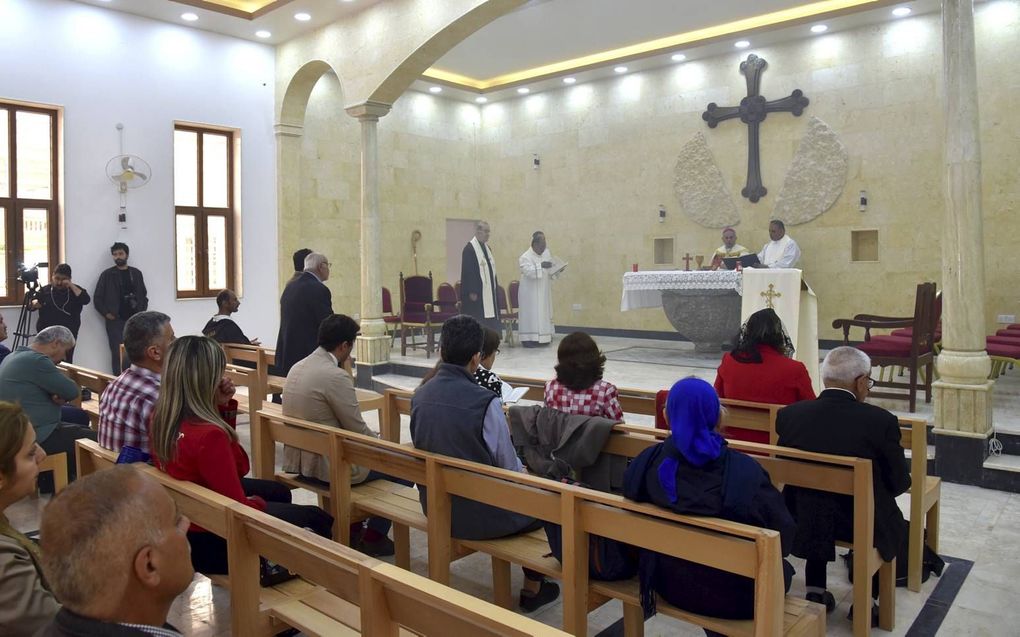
[673,132,741,229]
[773,116,848,224]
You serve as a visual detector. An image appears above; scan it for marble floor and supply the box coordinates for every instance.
[9,334,1020,636]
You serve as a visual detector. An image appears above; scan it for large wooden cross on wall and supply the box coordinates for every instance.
[702,54,809,203]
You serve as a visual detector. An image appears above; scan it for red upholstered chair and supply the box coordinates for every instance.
[987,340,1020,378]
[889,293,943,342]
[508,280,521,315]
[455,281,462,302]
[832,282,938,412]
[381,287,401,346]
[399,271,439,358]
[433,283,461,321]
[496,284,518,347]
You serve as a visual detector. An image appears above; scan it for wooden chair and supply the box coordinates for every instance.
[900,417,941,592]
[496,285,518,347]
[381,286,401,346]
[399,271,439,358]
[832,282,938,412]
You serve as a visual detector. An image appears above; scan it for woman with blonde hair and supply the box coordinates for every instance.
[150,335,333,574]
[0,402,59,635]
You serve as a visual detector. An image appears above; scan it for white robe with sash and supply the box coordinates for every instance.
[757,235,801,269]
[518,248,554,344]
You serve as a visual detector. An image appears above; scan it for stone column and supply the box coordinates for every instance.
[934,0,993,479]
[346,101,392,368]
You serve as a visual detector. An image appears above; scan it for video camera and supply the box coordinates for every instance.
[16,262,46,285]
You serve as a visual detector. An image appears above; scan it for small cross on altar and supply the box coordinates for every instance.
[682,253,694,271]
[760,283,782,309]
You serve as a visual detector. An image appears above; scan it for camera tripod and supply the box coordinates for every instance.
[13,280,40,350]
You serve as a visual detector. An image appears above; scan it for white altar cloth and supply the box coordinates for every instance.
[620,271,742,311]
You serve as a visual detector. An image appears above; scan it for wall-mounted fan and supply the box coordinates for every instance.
[106,123,151,228]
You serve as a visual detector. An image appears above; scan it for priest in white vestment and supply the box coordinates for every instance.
[757,219,801,268]
[518,231,556,347]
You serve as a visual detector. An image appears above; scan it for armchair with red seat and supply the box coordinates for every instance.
[831,282,938,412]
[399,271,443,358]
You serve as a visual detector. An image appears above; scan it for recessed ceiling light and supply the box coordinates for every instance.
[475,96,488,104]
[294,12,312,21]
[181,12,199,21]
[811,24,828,33]
[429,86,442,94]
[563,77,577,84]
[255,30,272,38]
[892,7,911,17]
[671,53,687,62]
[517,87,530,95]
[734,40,751,49]
[614,66,628,74]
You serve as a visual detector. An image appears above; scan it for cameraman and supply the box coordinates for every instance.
[94,243,148,374]
[32,263,91,364]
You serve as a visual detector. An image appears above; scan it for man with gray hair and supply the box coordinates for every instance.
[38,465,194,636]
[275,251,333,378]
[776,346,912,617]
[0,326,94,482]
[99,311,175,456]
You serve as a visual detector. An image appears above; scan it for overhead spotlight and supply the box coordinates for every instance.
[429,86,442,94]
[294,12,312,21]
[255,30,272,38]
[475,96,488,103]
[892,6,912,17]
[811,24,828,33]
[734,40,751,49]
[563,77,577,84]
[614,66,628,73]
[181,12,199,21]
[671,53,687,62]
[517,87,530,94]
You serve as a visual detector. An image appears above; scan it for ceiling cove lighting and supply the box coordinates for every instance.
[295,12,312,21]
[563,76,577,84]
[892,7,912,17]
[255,30,271,38]
[614,66,629,73]
[671,53,687,62]
[734,40,751,48]
[475,96,488,103]
[181,12,199,21]
[428,86,442,93]
[810,24,828,33]
[517,87,530,94]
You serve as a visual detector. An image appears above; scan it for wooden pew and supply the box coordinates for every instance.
[58,362,116,427]
[225,363,261,416]
[75,439,567,637]
[255,408,825,637]
[900,416,940,592]
[37,452,68,495]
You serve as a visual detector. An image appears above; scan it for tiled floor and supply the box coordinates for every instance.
[9,334,1020,636]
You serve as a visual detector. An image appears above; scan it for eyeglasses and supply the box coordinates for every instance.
[857,374,875,389]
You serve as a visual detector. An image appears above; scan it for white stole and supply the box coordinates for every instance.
[470,237,496,318]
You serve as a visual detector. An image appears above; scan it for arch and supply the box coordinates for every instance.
[279,59,344,128]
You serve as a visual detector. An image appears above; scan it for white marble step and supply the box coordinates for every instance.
[983,453,1020,473]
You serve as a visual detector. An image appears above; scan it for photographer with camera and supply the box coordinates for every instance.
[94,243,147,374]
[31,264,90,364]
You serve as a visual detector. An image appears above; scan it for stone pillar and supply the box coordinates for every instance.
[274,122,304,289]
[934,0,993,482]
[346,101,392,368]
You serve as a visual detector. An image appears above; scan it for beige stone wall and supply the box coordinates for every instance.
[283,3,1020,339]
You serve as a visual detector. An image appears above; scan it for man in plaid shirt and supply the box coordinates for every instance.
[98,311,174,454]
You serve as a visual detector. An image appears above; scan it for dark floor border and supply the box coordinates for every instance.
[592,555,974,637]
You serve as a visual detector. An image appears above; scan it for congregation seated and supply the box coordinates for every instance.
[624,377,795,631]
[202,288,260,346]
[473,326,505,396]
[38,465,193,637]
[777,346,912,617]
[150,335,333,574]
[714,308,815,443]
[411,314,559,612]
[0,402,59,636]
[98,311,174,456]
[544,331,624,421]
[0,326,95,483]
[282,313,403,557]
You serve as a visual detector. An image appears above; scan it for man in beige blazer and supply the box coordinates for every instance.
[282,314,400,556]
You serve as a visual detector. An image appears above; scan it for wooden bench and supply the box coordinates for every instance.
[58,362,116,427]
[37,452,68,494]
[254,408,825,637]
[900,416,940,592]
[225,363,261,416]
[74,438,567,637]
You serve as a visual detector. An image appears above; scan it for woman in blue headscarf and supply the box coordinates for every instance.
[623,377,795,628]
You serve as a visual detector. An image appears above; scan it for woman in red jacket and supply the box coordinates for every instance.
[150,336,332,574]
[714,308,815,443]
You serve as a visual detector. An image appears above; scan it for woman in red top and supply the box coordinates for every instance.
[150,336,332,574]
[714,308,815,443]
[544,332,625,421]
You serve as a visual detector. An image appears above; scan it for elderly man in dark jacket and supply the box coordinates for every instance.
[275,252,332,378]
[94,242,147,374]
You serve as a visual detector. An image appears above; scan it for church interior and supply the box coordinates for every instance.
[3,0,1020,634]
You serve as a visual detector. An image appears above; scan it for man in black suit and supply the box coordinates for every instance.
[459,220,501,331]
[275,252,333,378]
[776,346,910,616]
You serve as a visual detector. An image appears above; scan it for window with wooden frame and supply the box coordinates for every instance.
[0,101,60,305]
[173,124,236,298]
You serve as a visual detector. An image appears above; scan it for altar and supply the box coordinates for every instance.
[621,269,820,390]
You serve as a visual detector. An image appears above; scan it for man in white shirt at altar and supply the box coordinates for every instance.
[518,231,556,348]
[758,219,801,268]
